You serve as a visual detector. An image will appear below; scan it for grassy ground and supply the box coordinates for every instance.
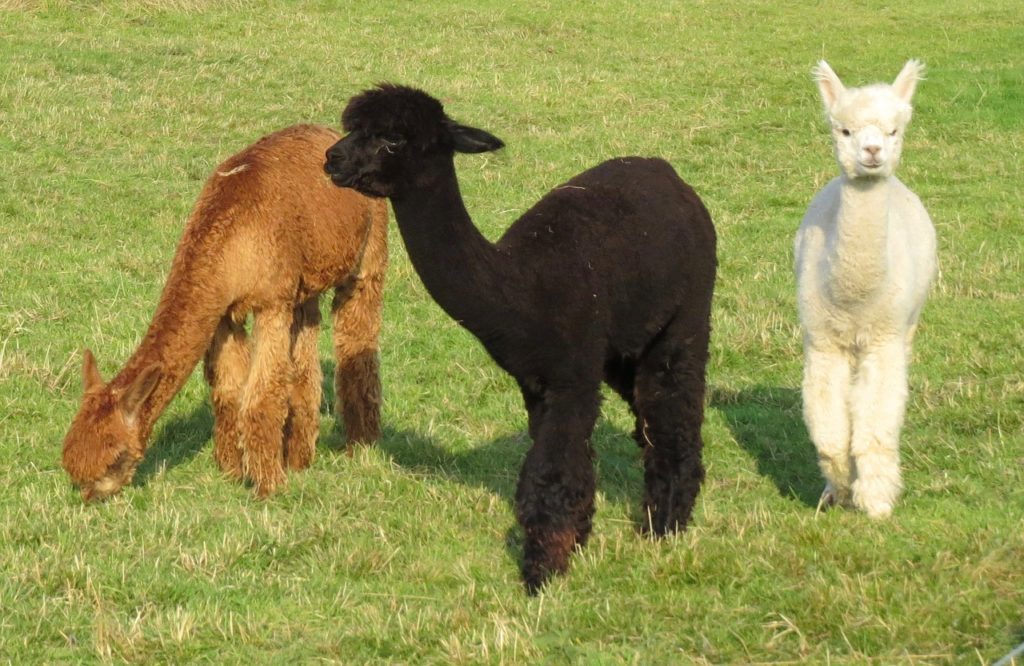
[1,1,1022,663]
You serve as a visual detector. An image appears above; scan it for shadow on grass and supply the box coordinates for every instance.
[709,385,821,507]
[134,402,213,487]
[377,417,648,577]
[134,358,346,486]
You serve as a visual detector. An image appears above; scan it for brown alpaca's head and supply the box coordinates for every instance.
[323,83,504,198]
[62,350,162,502]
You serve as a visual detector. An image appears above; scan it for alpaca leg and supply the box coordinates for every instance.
[634,323,709,535]
[802,345,854,506]
[331,231,386,448]
[515,385,601,594]
[240,307,293,497]
[604,353,640,442]
[517,378,546,440]
[849,339,908,518]
[203,315,250,480]
[283,297,322,471]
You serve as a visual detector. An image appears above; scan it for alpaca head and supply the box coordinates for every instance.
[814,60,924,179]
[324,83,505,198]
[61,350,162,502]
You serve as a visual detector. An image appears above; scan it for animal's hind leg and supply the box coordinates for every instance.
[331,213,387,448]
[240,307,292,497]
[283,297,322,471]
[634,317,710,536]
[203,315,250,480]
[802,344,854,507]
[515,383,600,594]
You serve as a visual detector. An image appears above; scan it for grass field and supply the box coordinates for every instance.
[1,1,1022,663]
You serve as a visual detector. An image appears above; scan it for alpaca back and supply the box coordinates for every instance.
[497,157,716,359]
[182,125,386,307]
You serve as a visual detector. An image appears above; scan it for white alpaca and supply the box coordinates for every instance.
[795,60,937,518]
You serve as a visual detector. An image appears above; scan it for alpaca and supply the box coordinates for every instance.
[324,84,717,592]
[795,60,937,518]
[62,124,389,501]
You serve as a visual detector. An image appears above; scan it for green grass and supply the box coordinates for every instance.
[2,1,1022,663]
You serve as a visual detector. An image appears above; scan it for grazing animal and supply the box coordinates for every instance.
[795,60,937,518]
[324,84,716,592]
[62,124,388,501]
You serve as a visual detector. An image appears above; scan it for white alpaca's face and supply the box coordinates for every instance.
[814,60,923,181]
[828,88,911,179]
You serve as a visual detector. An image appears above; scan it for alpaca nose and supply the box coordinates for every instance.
[864,145,881,157]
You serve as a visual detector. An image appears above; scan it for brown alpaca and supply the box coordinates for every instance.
[62,124,388,501]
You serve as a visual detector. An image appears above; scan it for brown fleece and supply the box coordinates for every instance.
[62,124,388,500]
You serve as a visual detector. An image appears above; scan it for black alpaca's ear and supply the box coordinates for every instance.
[449,122,504,154]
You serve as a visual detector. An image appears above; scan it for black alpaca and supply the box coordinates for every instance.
[325,84,717,593]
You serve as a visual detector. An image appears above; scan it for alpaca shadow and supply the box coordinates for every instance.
[710,386,821,507]
[378,419,647,572]
[134,402,213,486]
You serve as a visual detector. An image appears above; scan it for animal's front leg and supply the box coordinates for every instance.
[517,378,546,441]
[633,318,709,535]
[849,338,909,518]
[802,344,854,507]
[240,307,293,497]
[204,316,250,480]
[284,297,322,471]
[514,386,600,594]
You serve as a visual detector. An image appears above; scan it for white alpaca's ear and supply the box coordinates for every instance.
[892,59,925,103]
[814,60,845,110]
[82,349,104,391]
[117,363,162,426]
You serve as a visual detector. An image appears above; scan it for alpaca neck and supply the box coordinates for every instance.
[829,175,894,304]
[389,163,517,334]
[108,252,226,443]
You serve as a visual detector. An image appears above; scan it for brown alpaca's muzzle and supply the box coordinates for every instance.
[73,451,141,503]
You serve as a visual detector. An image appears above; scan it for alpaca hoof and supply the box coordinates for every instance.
[285,446,316,471]
[852,477,899,519]
[217,459,244,482]
[855,495,894,520]
[815,485,838,515]
[865,504,893,520]
[521,526,578,595]
[249,466,287,499]
[252,478,284,499]
[214,446,244,480]
[343,440,373,458]
[815,483,853,515]
[640,503,687,537]
[641,477,698,536]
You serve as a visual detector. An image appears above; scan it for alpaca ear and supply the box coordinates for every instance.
[82,349,104,391]
[813,60,845,110]
[117,363,162,426]
[449,122,505,154]
[892,59,925,103]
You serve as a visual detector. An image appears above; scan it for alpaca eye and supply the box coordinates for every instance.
[841,129,851,137]
[377,135,405,155]
[889,129,898,137]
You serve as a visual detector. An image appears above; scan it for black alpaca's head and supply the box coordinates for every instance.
[324,83,505,198]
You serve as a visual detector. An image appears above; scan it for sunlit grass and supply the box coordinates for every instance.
[1,1,1022,663]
